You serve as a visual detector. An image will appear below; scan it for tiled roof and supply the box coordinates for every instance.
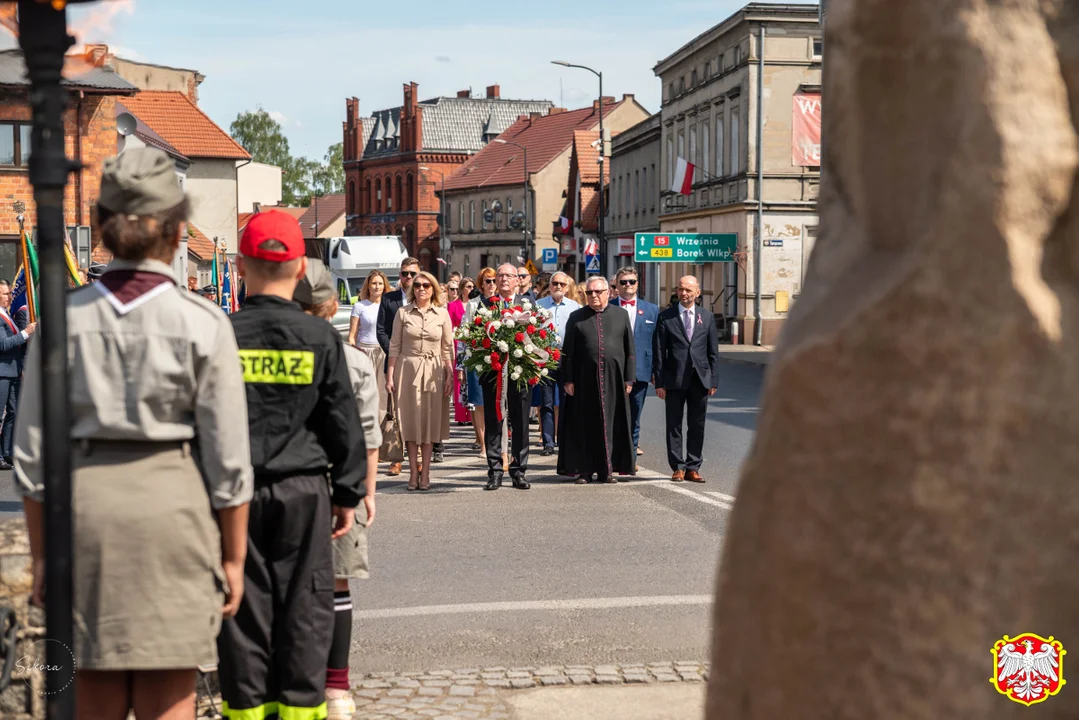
[0,49,137,93]
[443,102,623,192]
[573,130,602,184]
[121,91,250,160]
[237,212,254,232]
[298,194,346,238]
[362,96,553,158]
[117,101,189,163]
[187,224,216,260]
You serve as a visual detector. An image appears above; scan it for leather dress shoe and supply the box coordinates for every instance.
[671,470,685,482]
[485,476,503,491]
[541,446,555,456]
[511,476,531,490]
[685,470,705,483]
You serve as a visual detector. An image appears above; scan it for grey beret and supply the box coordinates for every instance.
[99,147,185,215]
[294,261,335,306]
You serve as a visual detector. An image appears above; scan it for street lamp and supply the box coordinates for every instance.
[491,139,531,263]
[419,166,447,281]
[551,60,605,260]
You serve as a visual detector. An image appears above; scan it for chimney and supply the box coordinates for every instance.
[253,202,262,214]
[530,112,543,120]
[85,43,109,67]
[622,93,635,102]
[593,96,617,111]
[457,90,471,99]
[549,107,566,115]
[486,84,500,99]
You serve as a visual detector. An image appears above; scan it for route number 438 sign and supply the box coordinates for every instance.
[634,233,737,263]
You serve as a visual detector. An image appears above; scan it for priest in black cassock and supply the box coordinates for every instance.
[557,275,636,483]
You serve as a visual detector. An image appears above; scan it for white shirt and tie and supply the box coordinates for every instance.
[682,305,695,341]
[621,297,637,332]
[0,307,27,340]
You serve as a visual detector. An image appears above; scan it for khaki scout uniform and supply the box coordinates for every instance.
[14,257,253,670]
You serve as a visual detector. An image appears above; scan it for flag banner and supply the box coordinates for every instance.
[559,216,571,233]
[792,92,822,166]
[671,157,695,196]
[221,256,234,314]
[17,233,39,321]
[63,227,84,288]
[11,265,30,319]
[211,246,220,297]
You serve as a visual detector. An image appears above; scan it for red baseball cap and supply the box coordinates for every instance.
[240,210,305,262]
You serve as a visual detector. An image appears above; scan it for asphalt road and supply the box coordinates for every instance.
[0,362,766,675]
[349,362,764,674]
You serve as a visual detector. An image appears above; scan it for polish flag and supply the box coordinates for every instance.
[559,216,571,233]
[671,157,695,196]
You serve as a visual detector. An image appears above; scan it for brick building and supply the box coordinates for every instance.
[342,83,551,272]
[0,49,136,280]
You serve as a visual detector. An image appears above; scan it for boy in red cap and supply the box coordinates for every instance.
[217,210,367,720]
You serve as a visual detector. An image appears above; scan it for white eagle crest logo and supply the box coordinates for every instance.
[991,634,1066,706]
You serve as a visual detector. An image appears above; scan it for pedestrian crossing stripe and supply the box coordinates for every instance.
[238,350,315,385]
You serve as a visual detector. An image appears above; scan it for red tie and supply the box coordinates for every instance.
[624,300,635,307]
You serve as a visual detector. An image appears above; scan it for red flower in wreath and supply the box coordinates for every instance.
[492,361,502,371]
[550,348,561,361]
[474,316,484,326]
[538,329,548,340]
[528,377,539,386]
[471,339,478,348]
[515,332,525,343]
[490,352,501,363]
[482,338,492,349]
[526,325,536,336]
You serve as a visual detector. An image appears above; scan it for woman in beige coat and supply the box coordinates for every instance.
[386,271,453,490]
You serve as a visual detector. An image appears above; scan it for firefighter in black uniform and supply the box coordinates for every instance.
[218,209,367,720]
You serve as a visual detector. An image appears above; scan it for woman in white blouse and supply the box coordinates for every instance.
[348,269,388,413]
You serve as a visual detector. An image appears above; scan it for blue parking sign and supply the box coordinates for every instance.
[541,247,558,270]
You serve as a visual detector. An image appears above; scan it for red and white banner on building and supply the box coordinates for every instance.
[671,157,695,196]
[792,92,822,166]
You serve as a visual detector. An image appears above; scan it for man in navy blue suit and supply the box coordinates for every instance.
[0,280,36,469]
[652,275,719,483]
[611,266,659,461]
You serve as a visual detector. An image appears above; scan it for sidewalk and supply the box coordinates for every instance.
[507,683,705,720]
[716,344,773,366]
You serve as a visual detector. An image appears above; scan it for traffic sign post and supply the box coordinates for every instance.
[541,247,558,271]
[585,254,601,273]
[634,233,737,263]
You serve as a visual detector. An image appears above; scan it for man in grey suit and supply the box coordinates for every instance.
[0,280,36,469]
[653,275,719,483]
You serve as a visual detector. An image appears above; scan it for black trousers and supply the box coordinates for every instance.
[218,474,334,719]
[665,376,709,472]
[0,375,18,459]
[481,375,530,480]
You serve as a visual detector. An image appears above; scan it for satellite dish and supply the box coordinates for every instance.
[483,209,496,223]
[116,112,137,137]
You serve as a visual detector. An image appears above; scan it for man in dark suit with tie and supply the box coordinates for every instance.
[0,280,36,469]
[652,275,719,483]
[481,263,532,491]
[610,267,659,461]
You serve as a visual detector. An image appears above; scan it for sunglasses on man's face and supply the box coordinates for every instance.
[585,289,607,296]
[550,281,567,288]
[517,273,529,279]
[619,279,638,286]
[414,282,433,290]
[400,271,418,278]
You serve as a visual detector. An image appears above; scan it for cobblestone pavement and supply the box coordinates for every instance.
[351,661,710,719]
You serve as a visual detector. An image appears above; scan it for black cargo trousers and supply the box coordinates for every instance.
[217,473,334,720]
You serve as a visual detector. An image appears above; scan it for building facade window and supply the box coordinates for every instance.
[716,114,725,177]
[396,176,404,211]
[445,202,452,231]
[365,179,372,214]
[666,134,674,188]
[691,69,697,87]
[730,106,741,174]
[689,125,697,183]
[406,174,414,211]
[0,123,31,167]
[702,123,710,177]
[348,180,356,216]
[376,178,383,213]
[482,200,488,230]
[677,130,685,173]
[634,170,639,212]
[470,201,476,230]
[650,164,656,210]
[460,202,465,229]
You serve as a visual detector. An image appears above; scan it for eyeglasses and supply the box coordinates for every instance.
[400,271,418,278]
[619,279,638,286]
[584,289,607,296]
[448,286,459,292]
[550,281,567,288]
[517,273,529,279]
[496,273,517,279]
[483,278,496,285]
[414,282,433,290]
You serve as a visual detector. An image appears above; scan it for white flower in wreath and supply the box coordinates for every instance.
[528,316,537,325]
[524,343,536,354]
[541,368,549,377]
[504,319,515,328]
[498,341,509,353]
[479,308,490,317]
[521,300,532,310]
[513,348,524,358]
[490,321,502,331]
[484,355,492,364]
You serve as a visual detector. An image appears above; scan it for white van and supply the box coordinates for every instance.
[314,236,408,336]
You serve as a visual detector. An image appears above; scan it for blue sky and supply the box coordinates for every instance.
[44,0,793,162]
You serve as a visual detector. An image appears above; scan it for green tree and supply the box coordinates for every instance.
[316,142,344,195]
[229,109,291,168]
